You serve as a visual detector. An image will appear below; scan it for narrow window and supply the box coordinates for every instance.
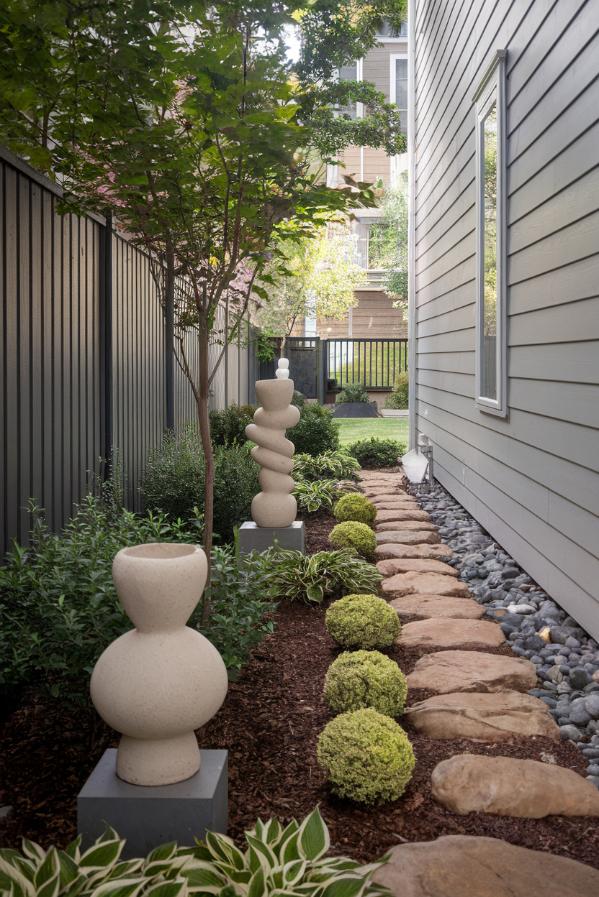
[474,51,507,416]
[338,61,359,119]
[391,55,408,135]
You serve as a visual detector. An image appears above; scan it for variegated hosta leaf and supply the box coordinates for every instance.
[296,811,329,863]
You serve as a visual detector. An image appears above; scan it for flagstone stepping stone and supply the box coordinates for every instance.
[407,650,537,693]
[378,557,457,576]
[371,503,421,513]
[376,521,437,534]
[381,571,470,597]
[373,834,599,897]
[399,618,505,649]
[375,542,453,560]
[431,753,599,817]
[375,530,441,545]
[390,595,484,621]
[405,691,560,741]
[374,509,431,522]
[362,488,410,499]
[376,511,437,527]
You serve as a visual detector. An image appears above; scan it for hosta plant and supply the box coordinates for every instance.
[293,479,339,514]
[293,451,361,483]
[258,548,382,604]
[0,809,392,897]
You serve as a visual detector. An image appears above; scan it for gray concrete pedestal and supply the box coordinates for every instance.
[238,520,305,554]
[78,748,227,856]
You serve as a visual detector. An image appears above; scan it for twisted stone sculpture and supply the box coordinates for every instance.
[246,359,300,527]
[90,543,228,786]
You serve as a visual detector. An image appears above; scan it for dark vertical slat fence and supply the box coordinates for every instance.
[0,148,255,554]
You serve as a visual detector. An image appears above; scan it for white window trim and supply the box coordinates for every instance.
[390,52,409,187]
[474,50,507,417]
[389,52,408,110]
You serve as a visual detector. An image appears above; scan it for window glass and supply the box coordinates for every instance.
[395,58,408,134]
[338,62,358,119]
[481,103,497,400]
[367,223,387,269]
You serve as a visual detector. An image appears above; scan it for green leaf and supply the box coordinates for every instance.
[320,876,365,897]
[247,866,265,897]
[89,876,146,897]
[79,838,124,871]
[144,881,189,897]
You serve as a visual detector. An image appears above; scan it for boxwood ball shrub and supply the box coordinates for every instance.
[324,650,408,716]
[334,492,376,524]
[317,708,416,804]
[329,520,376,558]
[325,593,400,649]
[348,437,406,469]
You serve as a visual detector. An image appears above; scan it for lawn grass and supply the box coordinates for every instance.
[334,416,409,447]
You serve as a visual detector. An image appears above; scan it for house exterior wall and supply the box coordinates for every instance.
[411,1,599,638]
[317,290,407,340]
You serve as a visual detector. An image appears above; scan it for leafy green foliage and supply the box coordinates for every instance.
[0,492,202,704]
[335,383,369,404]
[0,808,392,897]
[324,650,408,716]
[317,708,415,805]
[348,438,405,469]
[293,450,360,482]
[333,493,376,525]
[294,479,339,514]
[209,405,256,447]
[0,494,273,702]
[329,521,376,558]
[257,549,381,604]
[325,594,400,649]
[368,183,408,305]
[141,430,259,543]
[289,404,340,456]
[385,371,409,410]
[204,547,276,679]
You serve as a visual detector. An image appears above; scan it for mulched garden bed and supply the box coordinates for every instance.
[2,500,599,869]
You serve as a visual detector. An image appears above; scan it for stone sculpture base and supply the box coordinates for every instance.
[238,521,305,554]
[78,748,227,857]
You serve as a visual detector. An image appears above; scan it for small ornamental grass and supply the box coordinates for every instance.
[329,521,376,558]
[325,593,400,649]
[333,493,376,525]
[324,650,408,717]
[317,708,415,805]
[0,808,392,897]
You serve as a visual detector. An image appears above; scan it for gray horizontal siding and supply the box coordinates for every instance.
[413,0,599,637]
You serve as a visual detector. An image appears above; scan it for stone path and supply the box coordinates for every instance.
[353,468,599,889]
[373,835,599,897]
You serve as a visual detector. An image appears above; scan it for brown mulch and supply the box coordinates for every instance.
[1,501,599,867]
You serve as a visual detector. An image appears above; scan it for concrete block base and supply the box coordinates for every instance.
[238,520,305,554]
[78,748,227,857]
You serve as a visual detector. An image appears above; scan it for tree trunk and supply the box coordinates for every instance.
[196,320,214,624]
[164,245,175,430]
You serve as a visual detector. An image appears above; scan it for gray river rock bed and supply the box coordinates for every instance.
[415,482,599,789]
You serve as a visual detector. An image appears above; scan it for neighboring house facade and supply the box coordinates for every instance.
[306,24,409,340]
[409,2,599,639]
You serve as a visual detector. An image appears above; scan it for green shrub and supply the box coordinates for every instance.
[210,403,256,446]
[142,429,259,542]
[289,403,339,456]
[324,650,408,716]
[325,593,400,648]
[0,808,391,897]
[317,708,415,804]
[0,492,202,705]
[205,547,276,679]
[293,479,339,514]
[293,450,360,482]
[348,437,405,469]
[329,520,376,558]
[385,370,409,409]
[333,492,376,524]
[292,389,306,408]
[258,548,381,604]
[336,383,369,404]
[0,494,273,703]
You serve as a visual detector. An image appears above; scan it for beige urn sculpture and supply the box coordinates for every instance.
[245,358,301,528]
[90,543,228,786]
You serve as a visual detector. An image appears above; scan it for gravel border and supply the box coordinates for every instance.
[413,481,599,789]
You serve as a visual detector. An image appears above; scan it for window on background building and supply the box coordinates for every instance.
[392,56,408,135]
[338,61,359,119]
[367,223,386,269]
[378,20,408,38]
[474,51,507,416]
